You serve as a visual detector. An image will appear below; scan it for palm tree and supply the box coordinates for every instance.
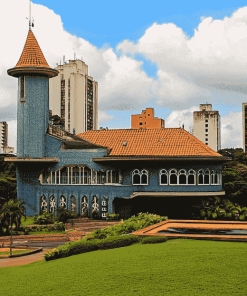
[0,199,26,255]
[234,206,247,220]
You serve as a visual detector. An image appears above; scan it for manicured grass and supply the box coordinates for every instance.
[1,239,247,295]
[21,216,35,227]
[0,249,34,255]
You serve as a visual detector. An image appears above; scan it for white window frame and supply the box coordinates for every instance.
[178,169,187,185]
[169,169,178,185]
[159,169,168,185]
[132,169,149,185]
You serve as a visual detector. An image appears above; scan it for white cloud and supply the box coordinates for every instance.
[2,1,247,149]
[98,111,114,124]
[165,106,197,132]
[221,111,242,148]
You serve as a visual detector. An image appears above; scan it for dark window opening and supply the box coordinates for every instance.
[161,174,167,184]
[133,174,141,184]
[179,175,186,184]
[188,175,195,185]
[170,174,177,185]
[141,174,148,184]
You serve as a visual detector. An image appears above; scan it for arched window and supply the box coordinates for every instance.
[178,169,187,185]
[132,169,141,184]
[204,169,210,185]
[72,167,80,184]
[141,170,148,185]
[132,169,148,185]
[169,169,178,185]
[198,169,204,185]
[40,196,47,213]
[211,170,219,185]
[188,170,196,185]
[60,167,68,184]
[71,196,76,212]
[60,196,66,208]
[160,169,168,185]
[49,196,56,214]
[81,196,88,217]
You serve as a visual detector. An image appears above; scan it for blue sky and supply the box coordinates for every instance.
[2,0,247,149]
[33,0,246,49]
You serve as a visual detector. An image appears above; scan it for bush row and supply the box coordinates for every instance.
[23,222,65,234]
[44,234,168,261]
[91,212,167,239]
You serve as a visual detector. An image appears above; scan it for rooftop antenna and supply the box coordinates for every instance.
[29,0,34,30]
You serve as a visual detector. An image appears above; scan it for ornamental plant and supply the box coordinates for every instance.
[91,212,167,240]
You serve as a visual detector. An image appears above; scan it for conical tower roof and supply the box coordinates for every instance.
[8,30,58,78]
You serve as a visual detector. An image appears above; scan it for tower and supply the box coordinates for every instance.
[49,59,98,134]
[193,104,221,152]
[7,30,58,158]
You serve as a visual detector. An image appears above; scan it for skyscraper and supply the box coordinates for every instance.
[193,104,221,151]
[49,59,98,134]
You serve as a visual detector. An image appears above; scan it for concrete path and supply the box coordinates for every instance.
[0,249,49,268]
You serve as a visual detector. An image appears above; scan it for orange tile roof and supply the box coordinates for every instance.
[77,128,222,157]
[15,30,50,68]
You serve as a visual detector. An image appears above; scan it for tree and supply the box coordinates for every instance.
[0,199,26,255]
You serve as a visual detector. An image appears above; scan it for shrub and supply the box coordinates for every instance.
[91,212,167,240]
[141,236,168,244]
[34,211,56,225]
[44,235,141,261]
[106,213,120,221]
[57,207,77,223]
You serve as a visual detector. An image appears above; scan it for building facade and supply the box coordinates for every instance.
[6,28,229,219]
[49,59,98,134]
[193,104,221,152]
[131,108,165,129]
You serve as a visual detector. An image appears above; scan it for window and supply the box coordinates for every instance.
[211,170,220,185]
[169,169,178,185]
[204,170,210,184]
[205,134,208,137]
[205,119,208,123]
[205,124,208,127]
[205,129,208,132]
[132,169,148,185]
[188,170,196,185]
[139,122,143,125]
[178,169,187,184]
[19,76,25,101]
[159,169,168,185]
[205,138,208,142]
[205,143,208,145]
[148,114,150,116]
[198,170,204,185]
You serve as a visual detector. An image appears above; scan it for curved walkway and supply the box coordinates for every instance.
[0,249,48,268]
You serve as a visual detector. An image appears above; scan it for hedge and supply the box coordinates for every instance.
[44,235,142,261]
[141,236,168,244]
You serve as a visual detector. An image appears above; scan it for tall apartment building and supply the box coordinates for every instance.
[0,121,14,153]
[131,108,165,129]
[242,103,247,152]
[193,104,221,151]
[49,59,98,134]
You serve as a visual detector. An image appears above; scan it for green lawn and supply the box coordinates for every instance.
[1,239,247,295]
[21,216,35,227]
[0,249,34,255]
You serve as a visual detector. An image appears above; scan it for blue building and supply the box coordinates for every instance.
[6,28,229,219]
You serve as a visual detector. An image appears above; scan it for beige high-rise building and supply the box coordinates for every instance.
[193,104,221,152]
[242,103,247,152]
[49,59,98,134]
[0,121,14,153]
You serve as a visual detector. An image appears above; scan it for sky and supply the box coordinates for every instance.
[1,0,247,151]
